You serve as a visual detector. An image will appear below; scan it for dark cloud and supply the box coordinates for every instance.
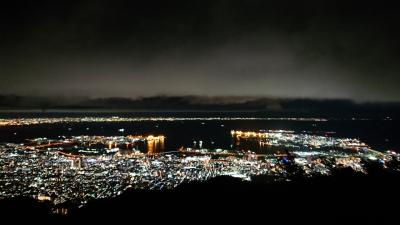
[1,0,399,102]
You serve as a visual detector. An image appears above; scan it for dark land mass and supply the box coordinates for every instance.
[1,162,399,223]
[1,95,400,119]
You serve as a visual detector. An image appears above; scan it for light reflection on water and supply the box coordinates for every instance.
[0,114,398,153]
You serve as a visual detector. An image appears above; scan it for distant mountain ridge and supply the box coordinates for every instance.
[1,95,400,118]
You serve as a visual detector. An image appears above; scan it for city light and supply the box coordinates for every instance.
[1,129,398,214]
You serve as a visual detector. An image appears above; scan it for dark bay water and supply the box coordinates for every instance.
[0,112,399,153]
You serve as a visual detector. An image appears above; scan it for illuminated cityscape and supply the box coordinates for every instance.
[1,128,398,214]
[0,116,328,127]
[1,0,400,221]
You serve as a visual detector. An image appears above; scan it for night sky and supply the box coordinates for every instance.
[1,0,399,102]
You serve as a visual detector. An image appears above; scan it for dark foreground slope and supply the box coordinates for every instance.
[1,166,399,223]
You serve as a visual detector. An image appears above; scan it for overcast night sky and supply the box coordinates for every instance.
[1,0,399,102]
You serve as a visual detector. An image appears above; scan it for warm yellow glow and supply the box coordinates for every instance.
[231,130,268,138]
[37,194,51,201]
